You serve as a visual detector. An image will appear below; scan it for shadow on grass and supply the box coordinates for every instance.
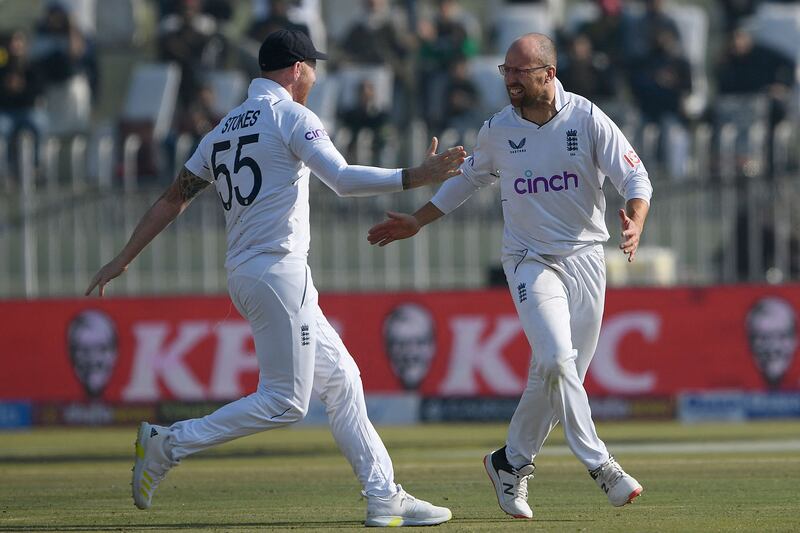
[0,520,367,531]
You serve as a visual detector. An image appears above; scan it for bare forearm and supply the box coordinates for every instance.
[413,202,446,227]
[402,167,430,190]
[116,167,209,266]
[116,190,183,266]
[626,198,649,230]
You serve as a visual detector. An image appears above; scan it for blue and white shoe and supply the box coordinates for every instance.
[589,456,642,507]
[483,446,535,519]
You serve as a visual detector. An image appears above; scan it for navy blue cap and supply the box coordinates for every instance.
[258,29,328,71]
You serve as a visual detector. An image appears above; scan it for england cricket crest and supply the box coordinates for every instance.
[566,129,578,153]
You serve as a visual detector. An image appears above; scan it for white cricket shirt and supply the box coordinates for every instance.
[431,79,652,260]
[186,78,402,271]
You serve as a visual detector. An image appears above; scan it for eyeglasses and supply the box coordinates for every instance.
[498,64,550,76]
[304,59,317,70]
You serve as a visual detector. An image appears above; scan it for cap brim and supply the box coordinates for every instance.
[310,51,328,60]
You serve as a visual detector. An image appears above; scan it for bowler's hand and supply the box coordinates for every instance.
[618,209,642,262]
[367,211,420,247]
[411,137,466,187]
[85,258,128,297]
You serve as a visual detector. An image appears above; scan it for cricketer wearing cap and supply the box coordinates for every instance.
[368,33,653,519]
[87,29,465,527]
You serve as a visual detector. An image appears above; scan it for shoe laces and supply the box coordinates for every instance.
[395,485,418,508]
[595,457,625,489]
[514,470,533,501]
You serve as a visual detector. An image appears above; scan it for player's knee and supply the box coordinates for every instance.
[253,391,309,425]
[536,352,574,384]
[284,401,308,423]
[318,360,363,410]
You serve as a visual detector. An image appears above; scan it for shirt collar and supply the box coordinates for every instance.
[248,78,293,101]
[553,77,569,111]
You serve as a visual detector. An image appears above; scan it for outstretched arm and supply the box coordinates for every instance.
[367,202,445,247]
[305,137,466,197]
[618,198,649,262]
[85,167,211,296]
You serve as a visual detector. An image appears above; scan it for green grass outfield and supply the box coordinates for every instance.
[1,420,799,532]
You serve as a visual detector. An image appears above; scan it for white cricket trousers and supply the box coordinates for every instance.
[168,253,397,497]
[503,244,610,471]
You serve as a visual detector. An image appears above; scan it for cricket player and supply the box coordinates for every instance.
[86,29,465,527]
[368,33,652,518]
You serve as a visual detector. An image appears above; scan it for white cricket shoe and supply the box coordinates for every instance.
[483,446,535,519]
[365,485,452,527]
[132,422,178,510]
[589,456,642,507]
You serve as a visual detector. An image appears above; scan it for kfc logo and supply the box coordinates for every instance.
[67,310,119,398]
[745,297,797,389]
[383,303,437,390]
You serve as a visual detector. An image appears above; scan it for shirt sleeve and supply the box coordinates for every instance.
[305,143,402,197]
[287,106,402,196]
[591,105,653,204]
[184,133,215,183]
[431,121,498,213]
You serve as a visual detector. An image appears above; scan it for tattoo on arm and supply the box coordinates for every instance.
[178,166,211,202]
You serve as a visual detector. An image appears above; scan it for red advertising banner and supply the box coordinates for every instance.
[2,285,800,402]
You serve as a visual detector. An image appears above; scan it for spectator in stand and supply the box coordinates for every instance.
[629,28,691,124]
[441,54,482,136]
[716,28,796,127]
[174,84,223,141]
[339,0,416,125]
[558,33,617,102]
[158,0,226,110]
[621,0,680,65]
[248,0,310,43]
[163,83,223,174]
[417,0,480,127]
[718,0,759,33]
[578,0,625,67]
[204,0,234,22]
[340,0,413,66]
[338,79,390,165]
[629,27,692,177]
[0,30,47,178]
[31,2,97,136]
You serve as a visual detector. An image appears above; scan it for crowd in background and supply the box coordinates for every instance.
[0,0,799,287]
[0,0,798,179]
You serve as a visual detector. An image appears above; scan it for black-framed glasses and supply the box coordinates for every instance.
[304,59,317,70]
[498,64,550,76]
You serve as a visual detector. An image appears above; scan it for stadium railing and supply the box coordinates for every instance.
[0,118,797,298]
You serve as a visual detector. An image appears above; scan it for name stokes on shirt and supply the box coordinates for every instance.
[220,109,261,134]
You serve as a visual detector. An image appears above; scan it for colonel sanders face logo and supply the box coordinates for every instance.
[745,297,797,389]
[67,310,119,398]
[383,303,436,390]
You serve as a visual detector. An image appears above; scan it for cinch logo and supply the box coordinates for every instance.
[514,170,579,194]
[508,138,526,154]
[304,128,329,140]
